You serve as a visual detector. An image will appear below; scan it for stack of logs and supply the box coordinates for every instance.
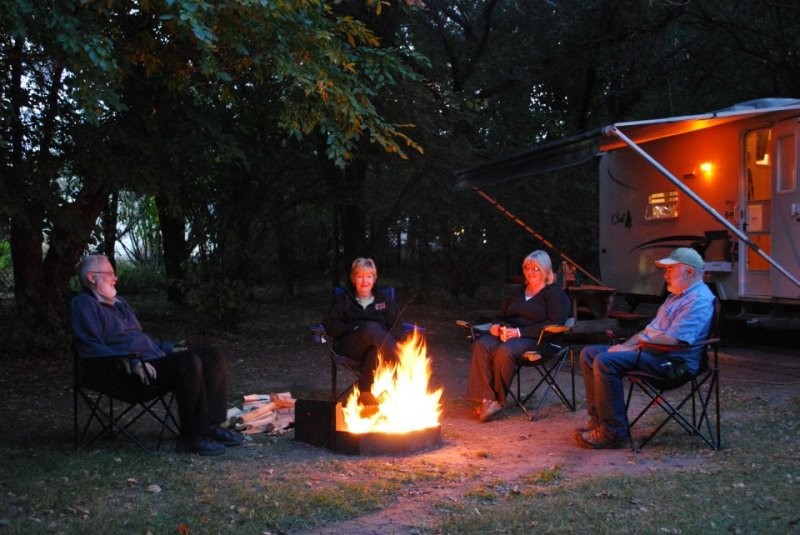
[228,392,296,435]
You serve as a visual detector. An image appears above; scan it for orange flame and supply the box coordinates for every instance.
[342,329,442,434]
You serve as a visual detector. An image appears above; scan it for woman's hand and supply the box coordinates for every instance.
[498,325,521,343]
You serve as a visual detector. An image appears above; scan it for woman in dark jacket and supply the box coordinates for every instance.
[467,250,570,422]
[324,257,404,404]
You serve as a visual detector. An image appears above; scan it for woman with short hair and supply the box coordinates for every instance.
[324,258,404,405]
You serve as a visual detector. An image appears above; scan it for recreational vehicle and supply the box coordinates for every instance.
[455,99,800,324]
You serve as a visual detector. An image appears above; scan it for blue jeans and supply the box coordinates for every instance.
[580,345,677,439]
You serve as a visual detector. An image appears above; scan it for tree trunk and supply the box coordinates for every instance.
[8,183,109,356]
[156,193,187,304]
[321,151,368,284]
[275,218,296,297]
[100,191,119,259]
[339,158,368,262]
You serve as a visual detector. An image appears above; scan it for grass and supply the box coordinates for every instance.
[438,388,800,534]
[2,385,798,533]
[2,289,799,533]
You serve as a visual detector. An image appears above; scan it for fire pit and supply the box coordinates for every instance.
[296,330,443,455]
[295,399,443,455]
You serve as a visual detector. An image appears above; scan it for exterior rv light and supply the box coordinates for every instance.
[684,162,713,181]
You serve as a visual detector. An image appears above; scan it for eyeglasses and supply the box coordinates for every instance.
[523,266,542,273]
[91,271,116,277]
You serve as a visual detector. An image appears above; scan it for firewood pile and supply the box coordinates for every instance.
[226,392,296,435]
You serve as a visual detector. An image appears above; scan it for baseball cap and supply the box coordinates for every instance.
[655,247,705,269]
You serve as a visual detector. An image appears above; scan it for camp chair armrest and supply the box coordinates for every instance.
[76,353,143,378]
[637,341,689,355]
[117,355,146,375]
[310,323,328,344]
[403,322,425,334]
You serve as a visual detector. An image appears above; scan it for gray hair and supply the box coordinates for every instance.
[522,250,556,285]
[76,254,107,288]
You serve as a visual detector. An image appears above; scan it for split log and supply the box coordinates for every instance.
[237,402,276,424]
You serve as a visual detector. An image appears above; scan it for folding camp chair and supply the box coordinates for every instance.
[456,319,576,421]
[73,349,180,454]
[509,319,576,421]
[310,322,363,401]
[624,298,721,451]
[312,287,422,402]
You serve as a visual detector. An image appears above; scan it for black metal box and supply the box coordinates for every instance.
[294,399,336,448]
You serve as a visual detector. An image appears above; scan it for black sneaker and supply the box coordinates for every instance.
[176,435,225,456]
[209,425,244,447]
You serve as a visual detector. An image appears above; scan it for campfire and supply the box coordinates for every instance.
[341,329,443,434]
[295,329,444,455]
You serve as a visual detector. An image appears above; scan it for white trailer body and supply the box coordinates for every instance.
[455,99,800,310]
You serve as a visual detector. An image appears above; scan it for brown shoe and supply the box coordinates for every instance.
[574,428,627,449]
[478,400,503,423]
[572,419,600,437]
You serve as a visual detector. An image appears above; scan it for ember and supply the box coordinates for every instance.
[341,329,442,434]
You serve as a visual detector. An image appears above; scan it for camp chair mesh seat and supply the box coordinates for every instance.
[312,287,422,402]
[624,299,721,451]
[73,350,180,454]
[456,319,576,421]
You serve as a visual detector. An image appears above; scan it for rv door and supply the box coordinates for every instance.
[770,120,800,299]
[742,126,772,297]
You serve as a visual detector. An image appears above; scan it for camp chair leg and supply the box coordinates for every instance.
[626,371,719,452]
[330,350,361,402]
[508,347,575,421]
[75,388,179,455]
[331,358,338,401]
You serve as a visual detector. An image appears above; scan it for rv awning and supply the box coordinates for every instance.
[454,98,800,191]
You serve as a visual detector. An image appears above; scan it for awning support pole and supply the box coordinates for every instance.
[606,125,800,291]
[473,187,604,286]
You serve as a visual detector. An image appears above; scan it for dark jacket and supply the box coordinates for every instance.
[495,283,570,339]
[70,289,174,361]
[323,286,404,341]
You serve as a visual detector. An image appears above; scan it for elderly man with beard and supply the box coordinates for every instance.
[70,254,243,456]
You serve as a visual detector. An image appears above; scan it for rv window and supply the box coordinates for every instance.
[645,191,679,220]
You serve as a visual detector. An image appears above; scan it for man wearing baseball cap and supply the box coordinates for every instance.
[574,247,715,449]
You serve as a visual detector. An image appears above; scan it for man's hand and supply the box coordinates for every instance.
[132,360,157,385]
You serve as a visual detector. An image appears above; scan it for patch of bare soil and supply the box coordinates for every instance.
[3,297,800,534]
[232,301,800,534]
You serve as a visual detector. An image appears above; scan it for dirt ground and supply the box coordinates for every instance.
[3,299,800,534]
[287,305,800,534]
